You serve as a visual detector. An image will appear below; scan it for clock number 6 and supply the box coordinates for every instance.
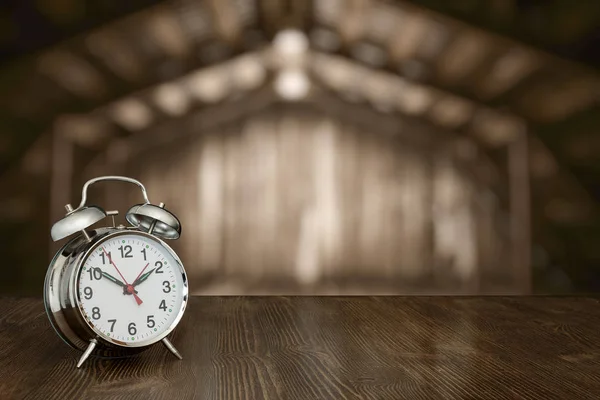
[128,322,137,335]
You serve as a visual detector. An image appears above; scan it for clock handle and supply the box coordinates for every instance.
[77,176,151,209]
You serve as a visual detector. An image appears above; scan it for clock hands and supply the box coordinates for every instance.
[131,262,150,287]
[132,268,155,287]
[99,271,139,295]
[100,270,126,287]
[101,247,143,306]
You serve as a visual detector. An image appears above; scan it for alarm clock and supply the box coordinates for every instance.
[44,176,188,368]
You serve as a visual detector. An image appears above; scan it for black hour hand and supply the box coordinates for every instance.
[100,271,137,295]
[101,271,126,288]
[133,268,156,287]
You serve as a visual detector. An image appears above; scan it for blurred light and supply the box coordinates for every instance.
[438,32,489,83]
[110,98,153,131]
[430,95,474,128]
[397,84,434,115]
[350,42,387,67]
[153,83,191,116]
[314,0,344,25]
[187,67,229,102]
[147,10,190,58]
[39,50,105,99]
[365,3,399,42]
[275,69,310,100]
[310,28,341,51]
[337,0,367,43]
[232,0,258,25]
[519,76,600,123]
[389,13,428,61]
[273,29,309,61]
[230,54,267,90]
[472,109,521,147]
[311,54,357,91]
[176,1,212,42]
[477,48,538,98]
[363,72,398,112]
[209,0,241,43]
[416,20,449,60]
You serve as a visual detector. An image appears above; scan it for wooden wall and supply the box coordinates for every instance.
[90,105,511,294]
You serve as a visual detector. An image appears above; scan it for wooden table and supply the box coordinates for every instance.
[1,297,600,399]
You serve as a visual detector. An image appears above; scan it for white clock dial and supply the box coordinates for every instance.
[77,232,187,346]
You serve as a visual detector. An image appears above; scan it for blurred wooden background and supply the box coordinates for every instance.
[1,0,599,295]
[85,103,514,294]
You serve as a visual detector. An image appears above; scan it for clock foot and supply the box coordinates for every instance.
[77,339,98,368]
[162,338,182,360]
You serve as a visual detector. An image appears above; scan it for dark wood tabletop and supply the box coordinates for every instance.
[1,296,600,399]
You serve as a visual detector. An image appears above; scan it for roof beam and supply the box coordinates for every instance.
[400,0,600,69]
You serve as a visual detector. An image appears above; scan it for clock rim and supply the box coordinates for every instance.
[74,230,189,348]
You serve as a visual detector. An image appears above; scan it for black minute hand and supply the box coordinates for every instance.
[132,268,156,287]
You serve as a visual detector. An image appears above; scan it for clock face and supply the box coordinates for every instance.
[77,232,187,347]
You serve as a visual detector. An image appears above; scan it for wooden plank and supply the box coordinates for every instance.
[2,297,600,399]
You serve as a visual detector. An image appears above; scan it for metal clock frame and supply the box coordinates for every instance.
[45,228,189,356]
[45,175,188,368]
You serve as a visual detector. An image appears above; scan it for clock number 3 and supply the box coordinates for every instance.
[162,281,171,293]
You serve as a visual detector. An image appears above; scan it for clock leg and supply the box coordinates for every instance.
[77,339,98,368]
[162,338,183,360]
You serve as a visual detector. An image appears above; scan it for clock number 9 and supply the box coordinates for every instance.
[162,281,171,293]
[128,322,137,335]
[83,287,93,300]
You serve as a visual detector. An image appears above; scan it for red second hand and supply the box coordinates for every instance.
[133,262,150,286]
[102,247,143,306]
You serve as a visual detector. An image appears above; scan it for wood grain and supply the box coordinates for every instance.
[1,296,600,399]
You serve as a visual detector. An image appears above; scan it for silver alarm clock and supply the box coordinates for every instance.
[44,176,188,368]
